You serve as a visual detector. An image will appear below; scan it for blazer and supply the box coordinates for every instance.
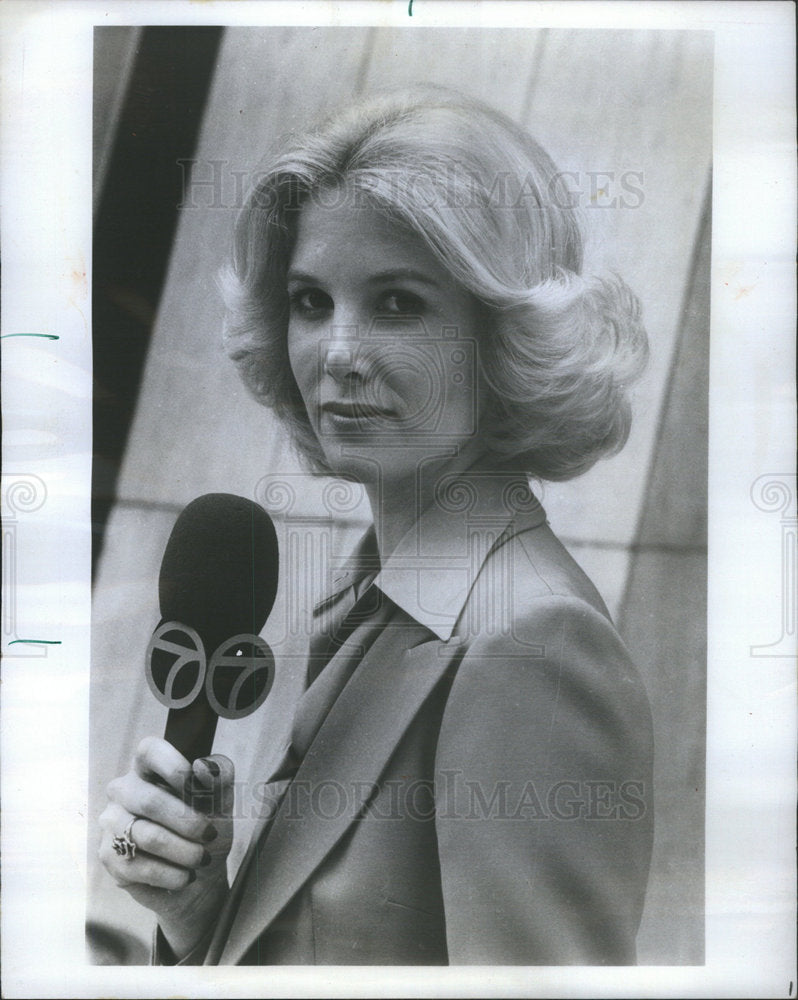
[173,471,654,965]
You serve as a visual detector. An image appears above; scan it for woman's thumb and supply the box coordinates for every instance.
[189,754,235,817]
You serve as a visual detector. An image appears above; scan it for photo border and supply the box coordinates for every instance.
[1,2,795,997]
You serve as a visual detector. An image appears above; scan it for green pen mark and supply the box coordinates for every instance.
[1,333,60,340]
[9,639,62,645]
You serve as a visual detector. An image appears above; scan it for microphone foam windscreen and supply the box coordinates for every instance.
[158,493,279,653]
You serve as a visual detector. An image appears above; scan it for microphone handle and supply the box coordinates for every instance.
[164,688,219,764]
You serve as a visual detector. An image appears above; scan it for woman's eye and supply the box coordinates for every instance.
[289,288,331,317]
[379,290,424,316]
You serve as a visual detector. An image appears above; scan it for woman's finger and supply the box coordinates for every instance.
[105,772,217,844]
[98,803,195,887]
[98,799,131,837]
[99,835,197,891]
[188,754,236,817]
[132,735,194,797]
[103,808,212,871]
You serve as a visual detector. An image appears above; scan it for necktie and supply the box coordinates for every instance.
[305,571,379,686]
[269,578,390,781]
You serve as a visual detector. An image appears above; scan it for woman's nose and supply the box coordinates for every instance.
[323,324,362,382]
[324,344,357,382]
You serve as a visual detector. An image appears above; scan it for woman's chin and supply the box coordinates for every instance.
[320,442,482,492]
[321,447,408,486]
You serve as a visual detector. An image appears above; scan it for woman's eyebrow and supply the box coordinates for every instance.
[286,267,442,288]
[285,269,321,285]
[364,268,441,288]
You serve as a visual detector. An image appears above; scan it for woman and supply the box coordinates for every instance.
[99,86,654,965]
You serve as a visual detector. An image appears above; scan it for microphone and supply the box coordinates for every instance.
[144,493,279,763]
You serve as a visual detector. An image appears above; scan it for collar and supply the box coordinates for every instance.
[314,471,547,641]
[312,526,381,620]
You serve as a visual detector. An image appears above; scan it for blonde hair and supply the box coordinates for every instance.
[222,86,648,480]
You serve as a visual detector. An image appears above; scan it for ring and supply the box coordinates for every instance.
[111,818,140,860]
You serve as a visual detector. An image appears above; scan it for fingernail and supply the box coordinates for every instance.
[200,850,212,867]
[187,869,197,884]
[203,823,218,842]
[199,757,220,777]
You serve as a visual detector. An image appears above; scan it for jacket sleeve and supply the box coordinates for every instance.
[434,594,654,965]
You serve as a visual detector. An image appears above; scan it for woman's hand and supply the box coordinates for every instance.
[99,736,235,961]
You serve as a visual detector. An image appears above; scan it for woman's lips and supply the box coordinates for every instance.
[321,401,394,420]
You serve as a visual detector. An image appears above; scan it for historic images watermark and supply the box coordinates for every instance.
[1,473,52,658]
[282,774,648,823]
[185,772,648,824]
[177,159,646,212]
[749,474,797,658]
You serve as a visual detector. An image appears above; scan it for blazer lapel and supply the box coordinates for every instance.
[215,619,464,965]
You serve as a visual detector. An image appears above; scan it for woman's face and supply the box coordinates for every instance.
[286,194,485,487]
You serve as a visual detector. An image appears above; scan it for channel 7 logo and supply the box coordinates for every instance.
[315,317,478,440]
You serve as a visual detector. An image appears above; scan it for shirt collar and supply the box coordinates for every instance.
[316,470,547,640]
[312,525,381,618]
[375,470,546,639]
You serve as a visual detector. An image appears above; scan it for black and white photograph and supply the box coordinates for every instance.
[88,23,711,968]
[0,2,795,997]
